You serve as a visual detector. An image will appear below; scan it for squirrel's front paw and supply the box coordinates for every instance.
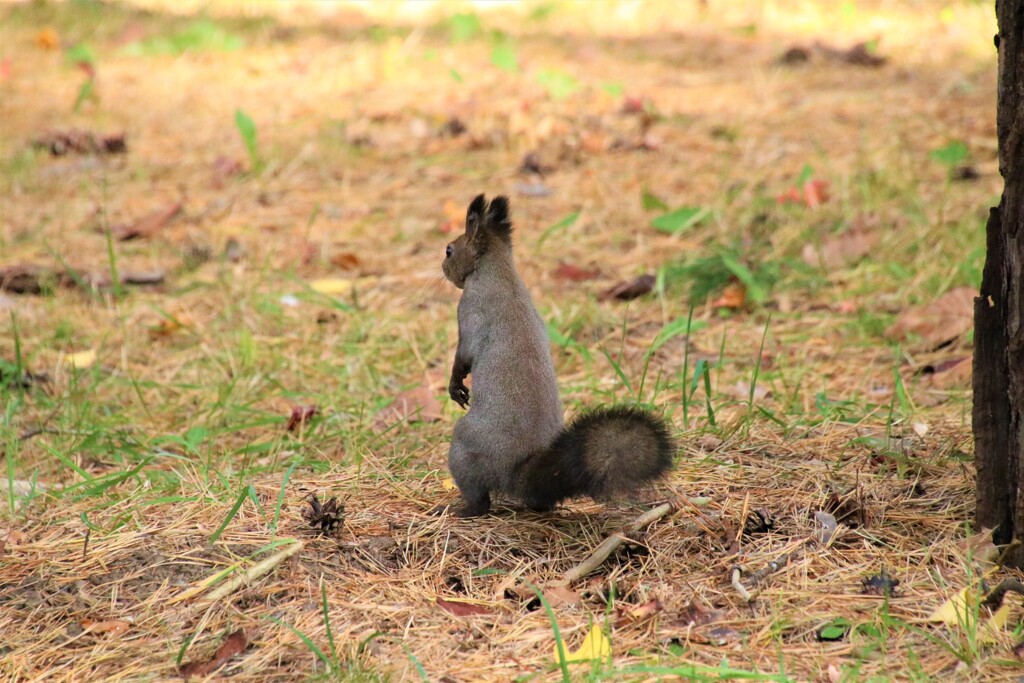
[448,382,470,409]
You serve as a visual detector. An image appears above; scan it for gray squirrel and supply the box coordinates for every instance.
[440,194,674,517]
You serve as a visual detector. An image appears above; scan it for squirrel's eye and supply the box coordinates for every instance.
[445,245,453,258]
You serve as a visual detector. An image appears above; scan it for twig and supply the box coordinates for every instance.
[204,540,303,602]
[730,538,812,603]
[558,500,677,585]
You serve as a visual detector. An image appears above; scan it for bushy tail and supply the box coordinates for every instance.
[515,406,674,510]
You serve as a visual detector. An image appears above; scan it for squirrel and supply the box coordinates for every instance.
[440,193,675,517]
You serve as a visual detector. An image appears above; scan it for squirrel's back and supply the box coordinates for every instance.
[442,194,675,517]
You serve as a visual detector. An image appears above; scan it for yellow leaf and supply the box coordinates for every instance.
[929,575,1010,643]
[68,349,97,369]
[554,625,611,664]
[440,477,457,491]
[309,276,377,296]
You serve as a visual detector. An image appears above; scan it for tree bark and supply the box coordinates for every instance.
[975,0,1024,563]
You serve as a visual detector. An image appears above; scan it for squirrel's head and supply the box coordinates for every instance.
[442,193,513,289]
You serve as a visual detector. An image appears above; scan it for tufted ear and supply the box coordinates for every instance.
[465,194,487,240]
[485,196,512,243]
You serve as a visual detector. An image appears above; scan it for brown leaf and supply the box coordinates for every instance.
[33,129,126,156]
[436,597,492,617]
[285,405,319,432]
[711,282,746,309]
[614,598,663,627]
[543,585,582,608]
[329,252,362,271]
[0,264,55,294]
[921,356,972,389]
[553,262,600,281]
[599,274,655,301]
[802,229,880,269]
[179,629,248,679]
[885,287,975,349]
[81,619,130,636]
[374,386,443,429]
[113,203,182,241]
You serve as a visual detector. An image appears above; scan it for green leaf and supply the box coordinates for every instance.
[797,163,814,186]
[601,82,624,98]
[650,206,708,234]
[930,141,968,166]
[818,619,850,641]
[490,42,518,73]
[449,68,464,83]
[536,69,579,100]
[65,43,96,65]
[641,189,670,212]
[720,253,767,303]
[73,78,96,112]
[234,109,261,171]
[537,211,580,247]
[449,13,481,43]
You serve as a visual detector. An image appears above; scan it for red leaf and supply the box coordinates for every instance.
[436,597,492,617]
[553,262,600,281]
[179,629,248,679]
[285,405,319,432]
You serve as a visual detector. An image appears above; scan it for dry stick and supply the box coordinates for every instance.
[558,500,679,586]
[731,537,812,603]
[174,540,304,604]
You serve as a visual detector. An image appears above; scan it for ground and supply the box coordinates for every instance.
[0,1,1012,681]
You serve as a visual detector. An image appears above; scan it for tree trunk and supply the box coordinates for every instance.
[975,0,1024,563]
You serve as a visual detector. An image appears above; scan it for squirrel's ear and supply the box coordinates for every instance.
[485,196,513,243]
[466,194,487,239]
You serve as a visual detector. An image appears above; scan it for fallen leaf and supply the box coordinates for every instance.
[179,629,248,679]
[308,276,377,296]
[285,405,319,432]
[553,262,601,281]
[921,356,972,389]
[599,274,655,301]
[614,598,662,627]
[958,527,1000,570]
[436,597,492,617]
[814,40,888,67]
[112,202,182,241]
[555,624,611,664]
[374,386,443,429]
[712,281,746,309]
[439,198,465,233]
[777,179,829,208]
[543,585,582,608]
[0,264,57,294]
[439,477,457,491]
[35,27,60,50]
[827,663,843,683]
[929,581,1009,643]
[121,271,165,286]
[802,229,880,269]
[81,619,130,636]
[778,46,811,65]
[67,349,97,370]
[33,130,126,156]
[814,510,838,544]
[329,252,362,271]
[149,312,193,338]
[885,287,975,349]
